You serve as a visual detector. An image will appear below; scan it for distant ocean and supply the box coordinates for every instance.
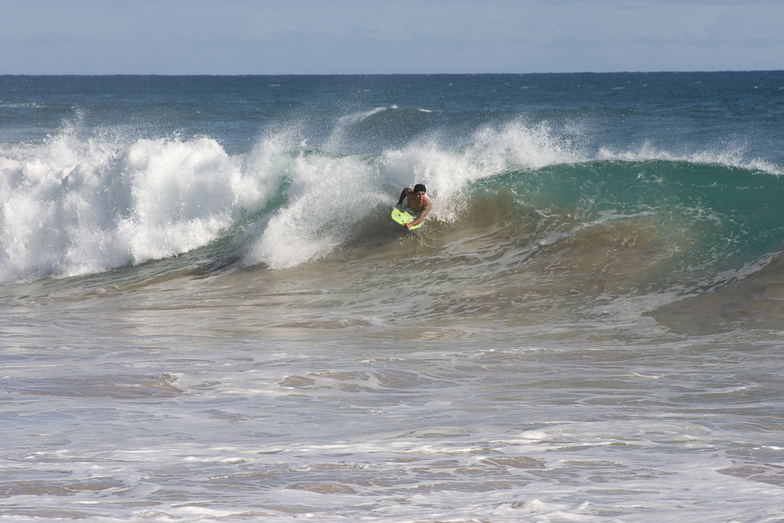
[2,73,784,522]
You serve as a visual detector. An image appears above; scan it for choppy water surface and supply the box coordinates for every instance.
[2,73,784,522]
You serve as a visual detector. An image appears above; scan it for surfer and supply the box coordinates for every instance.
[397,184,431,229]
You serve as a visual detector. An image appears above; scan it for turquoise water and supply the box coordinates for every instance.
[1,73,784,522]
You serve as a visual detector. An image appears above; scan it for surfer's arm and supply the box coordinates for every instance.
[397,188,411,205]
[405,201,430,229]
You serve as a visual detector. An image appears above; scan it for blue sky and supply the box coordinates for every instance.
[2,0,783,74]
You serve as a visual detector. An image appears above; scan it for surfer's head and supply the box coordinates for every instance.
[410,184,428,207]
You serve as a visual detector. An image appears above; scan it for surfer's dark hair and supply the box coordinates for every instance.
[414,184,426,193]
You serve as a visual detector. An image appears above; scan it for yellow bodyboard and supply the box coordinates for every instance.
[391,206,421,230]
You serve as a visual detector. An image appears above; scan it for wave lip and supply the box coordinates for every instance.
[596,142,782,176]
[338,107,388,126]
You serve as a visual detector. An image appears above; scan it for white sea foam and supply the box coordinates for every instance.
[0,132,265,281]
[246,119,585,267]
[243,150,388,269]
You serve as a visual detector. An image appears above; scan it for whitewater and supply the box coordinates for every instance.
[1,73,784,522]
